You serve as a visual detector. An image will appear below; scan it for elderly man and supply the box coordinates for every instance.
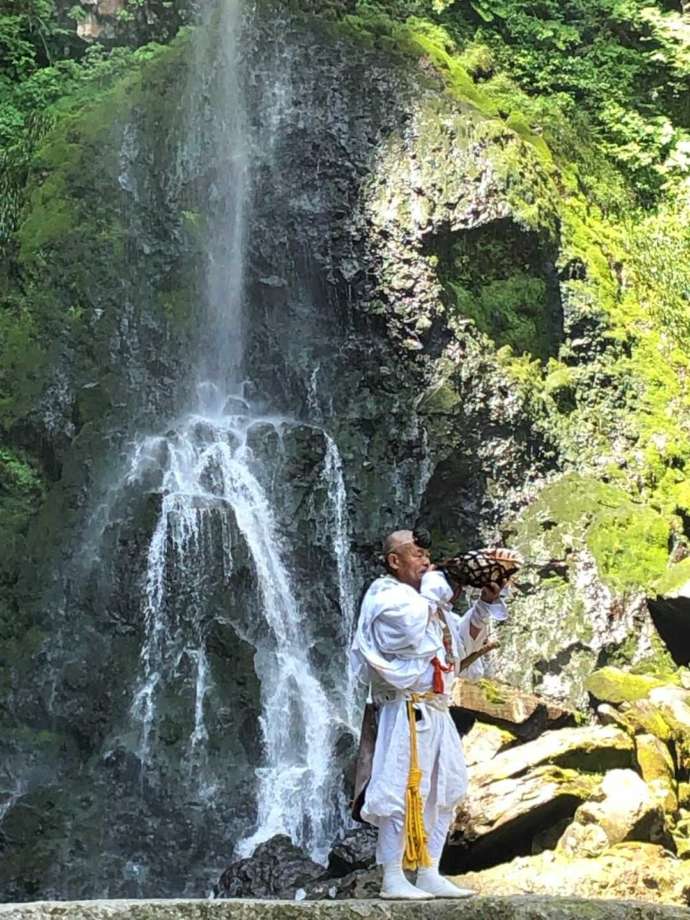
[350,529,508,899]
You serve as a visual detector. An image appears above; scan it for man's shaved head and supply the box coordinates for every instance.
[382,529,430,591]
[382,530,416,557]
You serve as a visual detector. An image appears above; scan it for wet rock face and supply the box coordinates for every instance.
[215,836,327,899]
[214,829,378,900]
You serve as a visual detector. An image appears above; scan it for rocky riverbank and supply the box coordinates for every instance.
[216,666,690,907]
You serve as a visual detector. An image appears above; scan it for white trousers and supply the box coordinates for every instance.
[375,805,455,865]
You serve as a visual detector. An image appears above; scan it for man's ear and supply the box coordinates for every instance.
[387,552,400,572]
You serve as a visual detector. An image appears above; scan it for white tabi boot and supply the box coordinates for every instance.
[379,862,433,900]
[415,859,476,898]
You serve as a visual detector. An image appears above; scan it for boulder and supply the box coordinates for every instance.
[635,734,678,814]
[557,769,669,857]
[452,842,690,907]
[586,667,672,705]
[452,678,575,741]
[326,827,376,877]
[619,699,675,741]
[462,721,517,768]
[674,810,690,860]
[446,765,598,871]
[597,703,634,733]
[215,836,327,899]
[647,686,690,768]
[471,724,634,786]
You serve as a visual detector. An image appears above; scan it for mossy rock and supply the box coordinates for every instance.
[635,734,678,815]
[619,699,675,743]
[586,667,677,705]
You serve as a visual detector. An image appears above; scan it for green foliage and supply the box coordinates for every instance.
[588,504,671,593]
[0,445,44,585]
[0,0,64,81]
[332,0,690,207]
[0,41,165,250]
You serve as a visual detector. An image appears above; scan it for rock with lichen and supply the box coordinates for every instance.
[635,734,678,815]
[452,842,690,907]
[471,724,634,786]
[586,667,677,705]
[557,769,669,857]
[449,764,599,870]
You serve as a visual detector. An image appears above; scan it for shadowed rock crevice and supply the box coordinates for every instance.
[425,218,563,363]
[647,596,690,666]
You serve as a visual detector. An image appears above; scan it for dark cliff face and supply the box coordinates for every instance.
[0,0,682,902]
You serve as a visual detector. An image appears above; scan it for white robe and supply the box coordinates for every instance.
[350,571,507,831]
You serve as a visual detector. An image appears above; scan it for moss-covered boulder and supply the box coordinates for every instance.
[462,721,518,768]
[619,699,676,742]
[452,677,575,741]
[635,734,678,815]
[647,687,690,770]
[448,764,599,872]
[586,667,676,705]
[472,725,634,786]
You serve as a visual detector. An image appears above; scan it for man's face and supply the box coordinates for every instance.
[387,542,430,591]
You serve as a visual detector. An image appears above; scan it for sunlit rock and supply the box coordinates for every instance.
[558,769,669,857]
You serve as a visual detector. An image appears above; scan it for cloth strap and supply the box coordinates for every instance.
[431,655,453,693]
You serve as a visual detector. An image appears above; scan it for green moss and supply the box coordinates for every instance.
[477,678,508,705]
[586,667,671,705]
[509,474,674,594]
[419,380,462,415]
[587,505,670,595]
[537,764,600,800]
[653,558,690,598]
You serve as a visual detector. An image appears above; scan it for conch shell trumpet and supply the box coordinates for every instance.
[437,547,524,589]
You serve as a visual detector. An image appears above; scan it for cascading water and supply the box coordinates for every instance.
[127,400,345,856]
[124,0,357,862]
[323,435,358,727]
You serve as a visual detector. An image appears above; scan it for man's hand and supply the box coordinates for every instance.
[480,580,503,603]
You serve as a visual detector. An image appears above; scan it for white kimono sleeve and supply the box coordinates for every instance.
[446,597,508,675]
[368,596,437,690]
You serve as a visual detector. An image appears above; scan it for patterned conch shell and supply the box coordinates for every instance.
[438,547,524,589]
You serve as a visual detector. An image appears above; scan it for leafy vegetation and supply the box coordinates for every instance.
[327,0,690,206]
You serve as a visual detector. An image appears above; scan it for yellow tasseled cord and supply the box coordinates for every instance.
[402,698,432,871]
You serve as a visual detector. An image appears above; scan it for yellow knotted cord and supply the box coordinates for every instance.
[402,695,433,871]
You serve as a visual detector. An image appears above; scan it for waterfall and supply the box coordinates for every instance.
[118,0,361,866]
[323,435,358,727]
[127,403,343,856]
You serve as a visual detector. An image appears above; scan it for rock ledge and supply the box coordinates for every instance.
[0,899,688,920]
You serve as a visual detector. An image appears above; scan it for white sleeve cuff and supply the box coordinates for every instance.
[470,598,508,627]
